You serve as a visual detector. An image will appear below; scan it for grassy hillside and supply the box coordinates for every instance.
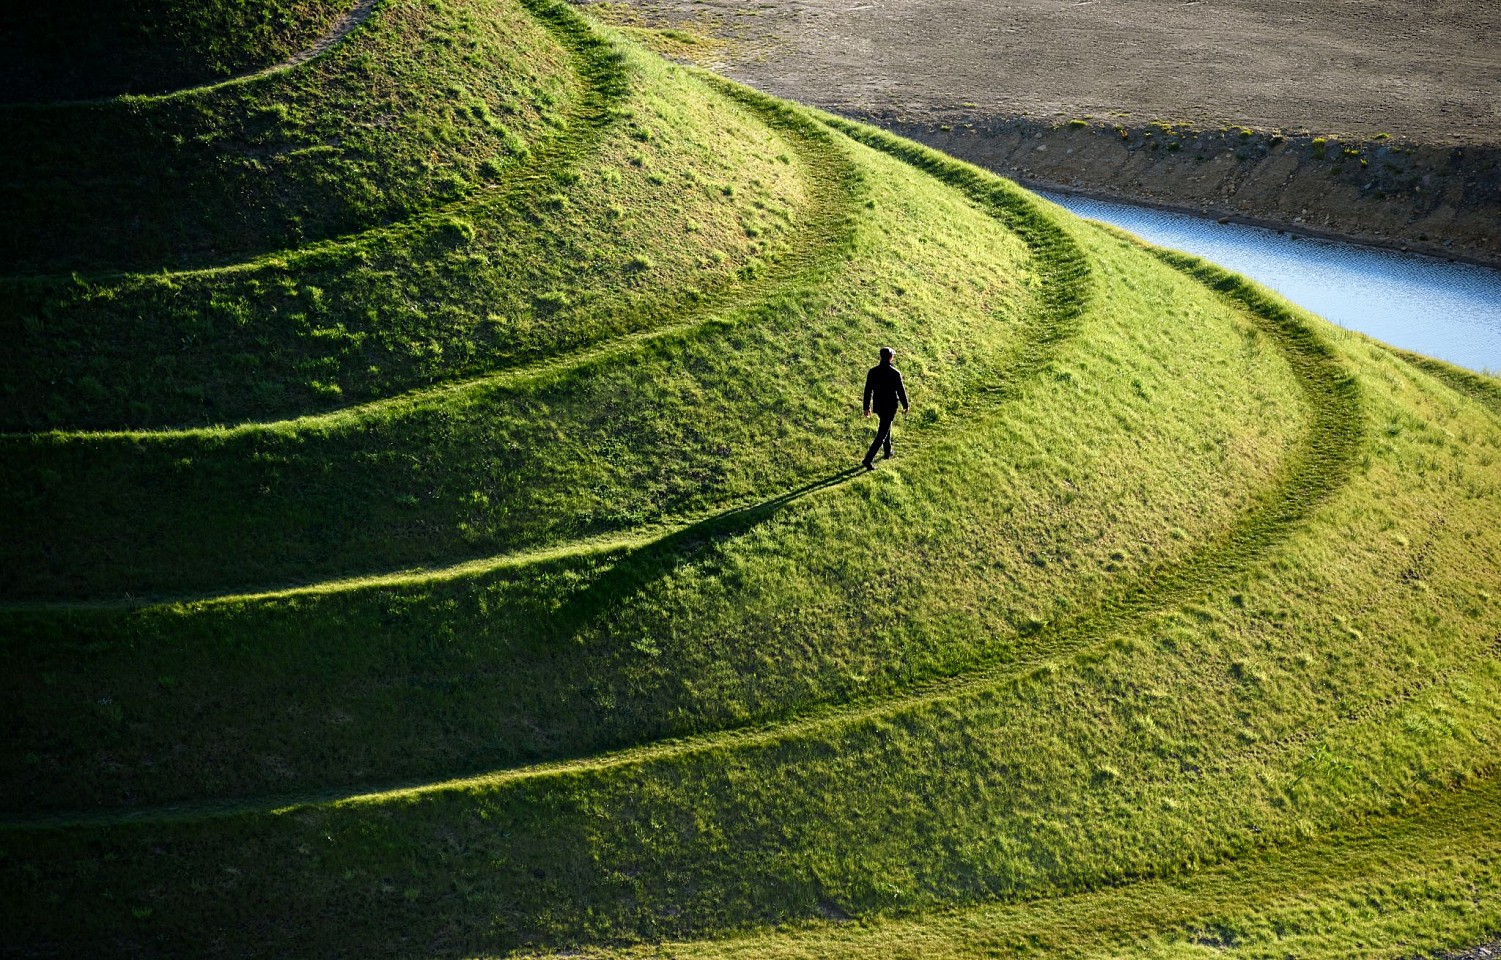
[0,0,580,275]
[1,0,1498,957]
[0,0,354,102]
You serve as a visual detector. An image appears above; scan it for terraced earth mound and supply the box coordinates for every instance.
[2,1,1499,957]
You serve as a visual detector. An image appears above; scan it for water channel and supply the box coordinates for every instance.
[1036,190,1501,376]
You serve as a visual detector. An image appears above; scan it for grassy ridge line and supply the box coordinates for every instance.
[1,0,589,286]
[0,284,779,443]
[5,0,380,109]
[0,110,1349,830]
[259,0,382,72]
[0,469,860,615]
[806,121,1366,627]
[0,0,357,105]
[533,772,1501,959]
[0,64,870,604]
[0,102,1357,831]
[0,57,836,444]
[0,564,1452,830]
[145,0,383,103]
[809,110,1090,380]
[1389,346,1501,419]
[11,671,1494,952]
[0,0,615,288]
[0,87,1094,824]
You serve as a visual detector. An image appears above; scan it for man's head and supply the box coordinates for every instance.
[879,346,894,364]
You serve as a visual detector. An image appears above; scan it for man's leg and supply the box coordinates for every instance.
[882,414,894,458]
[864,413,893,466]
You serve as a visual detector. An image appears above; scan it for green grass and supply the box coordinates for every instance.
[0,0,354,102]
[0,0,577,275]
[517,777,1501,958]
[1,0,1499,957]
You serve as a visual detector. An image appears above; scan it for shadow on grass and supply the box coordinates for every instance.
[548,464,864,645]
[0,464,869,826]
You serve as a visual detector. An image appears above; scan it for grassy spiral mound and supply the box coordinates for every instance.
[1,1,1498,957]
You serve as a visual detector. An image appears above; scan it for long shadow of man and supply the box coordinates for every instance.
[862,345,909,469]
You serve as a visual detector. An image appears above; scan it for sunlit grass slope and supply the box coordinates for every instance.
[1,1,1498,957]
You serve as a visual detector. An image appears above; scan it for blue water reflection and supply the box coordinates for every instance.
[1037,190,1501,375]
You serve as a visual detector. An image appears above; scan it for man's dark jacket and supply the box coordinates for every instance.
[864,363,909,416]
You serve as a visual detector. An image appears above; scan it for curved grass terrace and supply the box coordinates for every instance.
[0,0,584,276]
[0,70,833,438]
[0,0,358,103]
[1,2,1498,958]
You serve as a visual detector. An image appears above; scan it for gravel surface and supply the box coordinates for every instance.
[594,0,1501,263]
[602,0,1501,143]
[1439,938,1501,960]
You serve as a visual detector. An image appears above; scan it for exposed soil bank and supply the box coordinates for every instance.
[1439,937,1501,960]
[868,112,1501,266]
[587,0,1501,265]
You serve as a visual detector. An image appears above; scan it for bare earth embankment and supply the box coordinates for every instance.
[588,0,1501,264]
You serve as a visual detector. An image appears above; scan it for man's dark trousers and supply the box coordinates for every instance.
[863,359,907,466]
[864,409,896,466]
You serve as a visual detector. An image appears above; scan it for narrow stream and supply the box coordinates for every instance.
[1037,190,1501,376]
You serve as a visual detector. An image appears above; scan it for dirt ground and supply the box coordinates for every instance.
[597,0,1500,144]
[589,0,1501,263]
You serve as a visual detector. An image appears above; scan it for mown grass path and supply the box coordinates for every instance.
[0,103,1371,830]
[1392,347,1501,421]
[0,0,597,287]
[0,81,843,445]
[0,0,614,289]
[133,0,387,101]
[523,768,1501,959]
[0,80,868,613]
[0,1,382,110]
[272,0,382,75]
[0,79,1089,819]
[13,5,1496,956]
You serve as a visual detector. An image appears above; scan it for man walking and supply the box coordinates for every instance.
[862,345,909,469]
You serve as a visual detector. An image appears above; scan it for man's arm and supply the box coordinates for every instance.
[863,368,874,415]
[897,371,909,411]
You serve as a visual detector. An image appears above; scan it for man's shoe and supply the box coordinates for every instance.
[862,460,875,471]
[882,451,893,460]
